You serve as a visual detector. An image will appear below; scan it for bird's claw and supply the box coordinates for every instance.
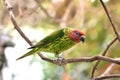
[53,57,67,66]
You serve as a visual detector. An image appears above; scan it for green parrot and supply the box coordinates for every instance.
[16,28,85,60]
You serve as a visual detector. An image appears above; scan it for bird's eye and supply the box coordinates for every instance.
[74,31,79,36]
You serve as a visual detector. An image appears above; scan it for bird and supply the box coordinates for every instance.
[16,28,85,60]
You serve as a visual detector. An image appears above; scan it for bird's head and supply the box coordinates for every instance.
[68,29,85,43]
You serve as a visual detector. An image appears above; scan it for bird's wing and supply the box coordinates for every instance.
[28,28,64,49]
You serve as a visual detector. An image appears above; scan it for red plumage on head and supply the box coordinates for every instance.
[68,30,85,43]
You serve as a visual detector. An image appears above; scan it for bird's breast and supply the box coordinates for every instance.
[39,35,76,55]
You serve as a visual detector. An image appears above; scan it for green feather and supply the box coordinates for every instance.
[16,28,76,60]
[29,28,64,49]
[16,48,38,60]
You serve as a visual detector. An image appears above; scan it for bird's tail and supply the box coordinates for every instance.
[16,48,38,60]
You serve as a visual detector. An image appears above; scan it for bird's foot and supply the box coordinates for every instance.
[53,56,67,66]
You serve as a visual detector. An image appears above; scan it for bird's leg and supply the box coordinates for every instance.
[53,53,67,65]
[58,53,64,61]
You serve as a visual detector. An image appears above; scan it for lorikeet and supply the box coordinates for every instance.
[17,28,85,60]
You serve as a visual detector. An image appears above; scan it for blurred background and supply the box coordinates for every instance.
[0,0,120,80]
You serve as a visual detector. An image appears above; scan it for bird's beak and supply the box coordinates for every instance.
[80,36,85,43]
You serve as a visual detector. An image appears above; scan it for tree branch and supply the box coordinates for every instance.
[94,74,120,80]
[3,0,32,46]
[34,0,66,23]
[39,55,120,66]
[91,37,117,79]
[35,0,52,18]
[101,63,116,76]
[2,0,46,60]
[91,0,120,79]
[99,0,120,42]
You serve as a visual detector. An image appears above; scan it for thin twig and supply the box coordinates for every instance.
[34,0,66,23]
[100,58,120,76]
[101,63,116,76]
[3,0,46,60]
[100,0,120,42]
[3,0,32,46]
[94,74,120,80]
[91,37,117,79]
[35,0,52,18]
